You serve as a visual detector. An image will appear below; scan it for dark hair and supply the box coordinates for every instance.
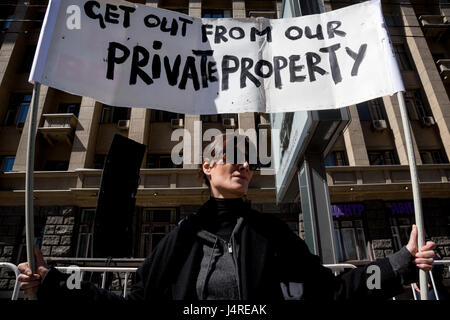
[198,133,256,189]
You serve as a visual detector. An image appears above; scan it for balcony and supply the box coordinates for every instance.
[436,59,450,83]
[326,164,450,202]
[418,15,449,39]
[38,113,78,145]
[0,168,276,207]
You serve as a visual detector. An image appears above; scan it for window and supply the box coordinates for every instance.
[43,160,69,171]
[356,99,385,121]
[404,90,432,120]
[150,110,183,122]
[420,150,448,164]
[334,219,368,261]
[247,11,277,18]
[76,209,96,258]
[1,156,15,172]
[0,4,14,31]
[100,105,130,123]
[19,46,37,73]
[390,217,412,252]
[383,12,402,28]
[140,208,178,257]
[93,154,107,169]
[146,154,182,168]
[58,103,80,118]
[201,114,223,122]
[368,150,399,165]
[324,151,348,166]
[166,8,188,15]
[202,10,231,18]
[3,93,32,126]
[0,14,13,31]
[393,44,413,71]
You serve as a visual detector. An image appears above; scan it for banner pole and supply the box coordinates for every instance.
[396,91,428,300]
[25,82,41,300]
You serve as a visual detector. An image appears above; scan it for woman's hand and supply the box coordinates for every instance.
[406,225,436,272]
[17,246,49,296]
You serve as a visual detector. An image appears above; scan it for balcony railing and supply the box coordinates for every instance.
[418,15,449,39]
[437,59,450,83]
[0,168,276,206]
[326,164,450,202]
[38,113,78,145]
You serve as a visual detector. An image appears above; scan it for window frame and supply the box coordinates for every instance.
[202,9,232,18]
[139,208,178,257]
[368,150,399,165]
[405,90,432,120]
[100,105,131,123]
[76,209,96,258]
[58,103,81,118]
[1,156,15,172]
[393,43,413,71]
[150,110,184,123]
[356,98,386,121]
[146,154,182,168]
[3,93,32,126]
[333,219,369,262]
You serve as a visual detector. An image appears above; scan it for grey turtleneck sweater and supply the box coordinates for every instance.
[195,197,246,300]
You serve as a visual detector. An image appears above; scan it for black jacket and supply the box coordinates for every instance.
[38,199,416,301]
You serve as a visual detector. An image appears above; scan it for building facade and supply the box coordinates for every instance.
[0,0,449,297]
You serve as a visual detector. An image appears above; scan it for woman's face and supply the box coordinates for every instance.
[202,158,254,199]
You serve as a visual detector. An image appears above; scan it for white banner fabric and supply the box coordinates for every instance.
[30,0,404,114]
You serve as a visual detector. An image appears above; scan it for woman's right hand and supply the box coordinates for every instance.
[17,246,49,296]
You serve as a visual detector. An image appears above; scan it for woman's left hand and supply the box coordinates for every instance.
[406,225,436,271]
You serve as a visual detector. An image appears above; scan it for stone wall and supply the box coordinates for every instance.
[371,239,395,259]
[431,236,450,280]
[0,206,77,293]
[0,244,16,291]
[40,207,76,258]
[0,209,24,291]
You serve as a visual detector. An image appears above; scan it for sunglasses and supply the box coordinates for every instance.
[221,147,260,171]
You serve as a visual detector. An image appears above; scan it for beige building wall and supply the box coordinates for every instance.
[182,0,203,169]
[0,1,29,159]
[400,1,450,161]
[12,85,50,171]
[343,106,370,166]
[129,108,151,167]
[68,98,102,170]
[382,95,422,165]
[232,0,246,18]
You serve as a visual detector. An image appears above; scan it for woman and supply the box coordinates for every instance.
[18,133,436,300]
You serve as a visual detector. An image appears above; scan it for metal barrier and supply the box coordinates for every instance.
[0,262,21,300]
[4,260,450,300]
[323,263,357,276]
[323,263,402,300]
[410,260,450,301]
[55,266,138,298]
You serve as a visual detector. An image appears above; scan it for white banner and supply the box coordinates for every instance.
[30,0,404,114]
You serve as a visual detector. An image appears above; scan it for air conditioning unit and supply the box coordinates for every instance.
[171,118,184,128]
[117,119,129,130]
[372,119,387,131]
[222,118,236,128]
[16,122,25,129]
[421,116,435,127]
[258,113,271,128]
